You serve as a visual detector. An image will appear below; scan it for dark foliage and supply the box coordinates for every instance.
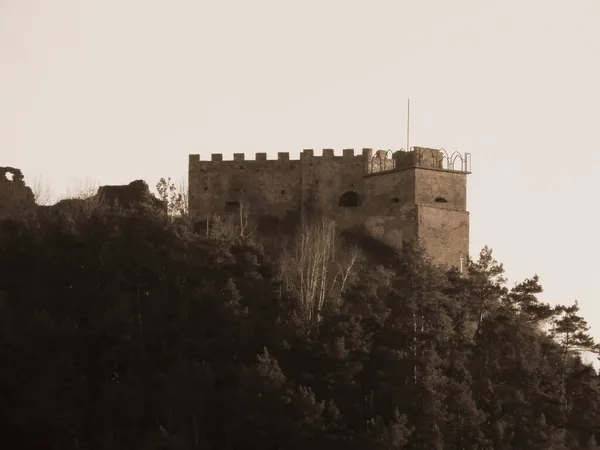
[0,204,598,449]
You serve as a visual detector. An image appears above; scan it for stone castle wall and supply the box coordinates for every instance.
[189,147,470,268]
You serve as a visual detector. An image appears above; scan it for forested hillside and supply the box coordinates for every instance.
[0,183,598,449]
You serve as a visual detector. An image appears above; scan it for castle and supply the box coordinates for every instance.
[188,147,471,269]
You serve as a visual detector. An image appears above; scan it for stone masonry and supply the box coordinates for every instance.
[188,147,471,269]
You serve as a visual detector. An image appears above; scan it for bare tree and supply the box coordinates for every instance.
[30,176,55,206]
[237,191,257,239]
[205,190,257,240]
[280,218,359,324]
[208,214,236,240]
[62,177,99,200]
[53,177,106,218]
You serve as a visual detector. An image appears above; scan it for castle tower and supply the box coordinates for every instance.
[363,147,471,270]
[188,146,471,269]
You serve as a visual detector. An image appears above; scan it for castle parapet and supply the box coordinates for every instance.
[367,147,471,173]
[189,149,369,163]
[410,147,471,172]
[369,150,395,172]
[394,147,443,169]
[301,149,362,159]
[190,147,470,173]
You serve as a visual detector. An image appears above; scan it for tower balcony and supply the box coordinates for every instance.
[367,147,471,174]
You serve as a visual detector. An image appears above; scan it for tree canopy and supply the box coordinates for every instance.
[0,186,598,449]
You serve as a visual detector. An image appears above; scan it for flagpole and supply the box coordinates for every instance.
[406,98,410,151]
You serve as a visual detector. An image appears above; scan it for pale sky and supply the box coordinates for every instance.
[1,1,599,349]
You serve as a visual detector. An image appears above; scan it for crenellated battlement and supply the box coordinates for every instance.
[189,148,374,163]
[190,147,471,172]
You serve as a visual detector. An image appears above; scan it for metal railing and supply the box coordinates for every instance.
[368,148,471,174]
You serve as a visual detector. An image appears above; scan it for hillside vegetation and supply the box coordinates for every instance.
[0,179,598,449]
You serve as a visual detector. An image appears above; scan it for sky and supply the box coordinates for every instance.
[1,1,599,353]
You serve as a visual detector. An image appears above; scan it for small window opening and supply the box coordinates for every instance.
[239,165,244,169]
[435,197,448,203]
[315,180,319,185]
[350,182,355,188]
[204,186,208,191]
[225,201,240,211]
[390,197,400,203]
[281,189,285,195]
[258,215,280,230]
[338,191,361,207]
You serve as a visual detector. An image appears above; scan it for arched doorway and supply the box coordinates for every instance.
[338,191,361,207]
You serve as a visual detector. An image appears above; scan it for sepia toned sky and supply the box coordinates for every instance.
[1,1,599,354]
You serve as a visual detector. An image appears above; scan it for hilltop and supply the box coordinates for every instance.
[0,170,599,449]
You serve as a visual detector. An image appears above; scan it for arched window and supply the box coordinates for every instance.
[435,197,448,203]
[338,191,361,207]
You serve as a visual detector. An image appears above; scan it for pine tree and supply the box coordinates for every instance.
[551,301,600,425]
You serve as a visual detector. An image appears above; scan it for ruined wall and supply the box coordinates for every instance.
[0,167,35,218]
[96,180,166,212]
